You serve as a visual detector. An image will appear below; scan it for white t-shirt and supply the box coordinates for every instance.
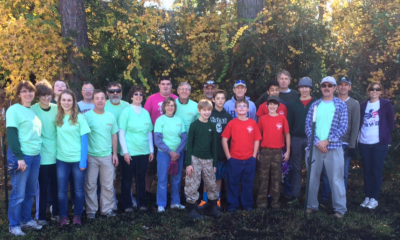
[359,101,380,144]
[77,101,94,113]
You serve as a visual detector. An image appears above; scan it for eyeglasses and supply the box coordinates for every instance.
[83,88,94,92]
[321,83,334,88]
[40,95,52,99]
[108,89,122,94]
[236,105,248,109]
[20,90,34,94]
[369,88,381,92]
[179,88,190,92]
[134,93,144,96]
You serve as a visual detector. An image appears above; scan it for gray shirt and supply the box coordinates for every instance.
[342,97,360,148]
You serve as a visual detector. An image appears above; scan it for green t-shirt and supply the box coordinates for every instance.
[84,110,119,157]
[105,100,129,154]
[316,100,335,141]
[118,106,153,156]
[56,114,91,162]
[175,99,199,134]
[32,103,57,165]
[6,103,42,156]
[154,115,186,152]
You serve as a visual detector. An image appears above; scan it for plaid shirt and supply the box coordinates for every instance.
[305,97,348,150]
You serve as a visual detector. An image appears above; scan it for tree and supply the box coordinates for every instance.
[237,0,264,19]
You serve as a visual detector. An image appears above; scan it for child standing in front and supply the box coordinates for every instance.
[185,99,221,219]
[257,95,291,210]
[221,99,262,212]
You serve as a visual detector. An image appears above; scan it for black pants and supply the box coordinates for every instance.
[38,164,59,220]
[121,154,149,209]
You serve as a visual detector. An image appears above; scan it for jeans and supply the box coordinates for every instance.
[7,148,41,228]
[289,137,308,198]
[156,150,184,207]
[57,160,86,217]
[227,157,257,211]
[38,164,59,220]
[358,143,389,200]
[121,154,149,209]
[320,144,350,203]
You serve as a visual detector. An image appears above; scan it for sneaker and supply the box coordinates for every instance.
[158,206,165,212]
[60,217,69,226]
[170,203,185,210]
[366,198,378,209]
[217,199,221,210]
[51,215,60,222]
[360,197,370,207]
[9,226,26,236]
[132,196,138,208]
[103,211,116,217]
[197,200,210,210]
[36,220,48,226]
[333,212,344,219]
[112,203,118,211]
[73,215,81,225]
[87,213,96,219]
[125,208,133,213]
[139,206,148,212]
[21,220,42,230]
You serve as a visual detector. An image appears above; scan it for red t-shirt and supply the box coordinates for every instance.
[256,101,287,118]
[221,118,262,160]
[301,97,313,106]
[258,114,289,149]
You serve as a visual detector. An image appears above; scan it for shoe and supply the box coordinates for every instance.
[158,206,165,212]
[170,203,185,210]
[139,206,148,212]
[36,220,48,226]
[112,203,118,211]
[73,215,81,225]
[21,220,43,230]
[306,208,316,216]
[360,197,370,207]
[287,197,299,205]
[333,212,344,219]
[50,205,53,214]
[9,227,26,236]
[51,215,60,222]
[209,200,221,217]
[366,198,378,209]
[187,203,203,220]
[60,217,69,226]
[132,196,138,208]
[125,208,133,213]
[87,213,96,219]
[103,211,116,217]
[197,200,210,210]
[217,199,221,210]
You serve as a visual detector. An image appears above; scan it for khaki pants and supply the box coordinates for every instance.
[85,154,115,215]
[184,156,219,204]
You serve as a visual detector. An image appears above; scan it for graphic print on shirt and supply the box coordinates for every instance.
[279,110,284,115]
[158,102,163,114]
[210,116,228,133]
[247,126,253,133]
[364,109,379,127]
[276,123,282,130]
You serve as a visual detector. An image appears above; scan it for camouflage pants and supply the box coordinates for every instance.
[258,148,282,208]
[184,156,219,204]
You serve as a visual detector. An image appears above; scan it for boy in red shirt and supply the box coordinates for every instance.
[222,99,262,212]
[257,95,291,210]
[256,80,287,118]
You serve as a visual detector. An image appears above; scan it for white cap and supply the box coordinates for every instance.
[321,76,336,85]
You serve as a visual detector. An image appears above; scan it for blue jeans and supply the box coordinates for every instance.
[320,144,350,203]
[227,157,257,211]
[57,160,86,217]
[7,148,41,228]
[358,143,388,200]
[156,150,184,207]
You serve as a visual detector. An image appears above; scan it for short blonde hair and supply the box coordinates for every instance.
[198,99,213,110]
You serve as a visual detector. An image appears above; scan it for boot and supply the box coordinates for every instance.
[209,200,221,217]
[187,203,203,220]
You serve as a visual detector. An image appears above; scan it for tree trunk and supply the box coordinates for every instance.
[59,0,91,89]
[237,0,264,19]
[318,0,326,22]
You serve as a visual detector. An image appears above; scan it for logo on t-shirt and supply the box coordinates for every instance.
[107,123,112,126]
[365,109,378,120]
[276,123,282,130]
[247,126,253,133]
[279,111,284,115]
[210,116,228,133]
[158,102,163,114]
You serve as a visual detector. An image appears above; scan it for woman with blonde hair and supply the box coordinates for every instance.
[51,80,69,103]
[55,89,91,225]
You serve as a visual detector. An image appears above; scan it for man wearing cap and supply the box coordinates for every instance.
[286,77,317,204]
[223,80,257,121]
[320,77,360,207]
[203,80,216,102]
[305,76,348,219]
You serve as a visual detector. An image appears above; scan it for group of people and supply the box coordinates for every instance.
[6,70,394,236]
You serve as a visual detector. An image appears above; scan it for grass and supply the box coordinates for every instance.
[0,164,400,239]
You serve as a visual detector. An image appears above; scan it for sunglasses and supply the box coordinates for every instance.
[321,83,334,88]
[204,80,215,88]
[108,89,122,94]
[236,80,245,84]
[134,93,144,96]
[369,88,381,92]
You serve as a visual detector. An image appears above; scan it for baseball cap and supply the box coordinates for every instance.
[321,76,336,85]
[337,77,351,85]
[234,80,246,88]
[298,77,313,88]
[267,95,280,106]
[204,80,216,88]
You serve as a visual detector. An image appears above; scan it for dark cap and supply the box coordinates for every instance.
[267,95,280,105]
[337,77,351,85]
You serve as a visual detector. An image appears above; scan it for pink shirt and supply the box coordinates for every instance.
[144,92,178,125]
